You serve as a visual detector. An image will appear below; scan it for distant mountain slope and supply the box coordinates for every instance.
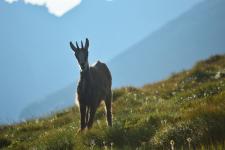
[109,0,225,87]
[19,84,76,120]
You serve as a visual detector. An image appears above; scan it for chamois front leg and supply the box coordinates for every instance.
[105,93,112,127]
[79,104,87,131]
[87,105,97,129]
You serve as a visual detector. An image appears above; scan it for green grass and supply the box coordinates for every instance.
[1,54,225,150]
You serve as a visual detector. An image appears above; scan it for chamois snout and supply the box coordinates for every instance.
[80,63,86,69]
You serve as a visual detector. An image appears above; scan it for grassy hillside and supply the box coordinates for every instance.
[1,55,225,150]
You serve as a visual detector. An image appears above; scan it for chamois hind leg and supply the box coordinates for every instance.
[79,104,87,131]
[85,106,90,127]
[87,105,97,129]
[105,92,112,127]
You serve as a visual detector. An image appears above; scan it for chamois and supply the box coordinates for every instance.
[70,38,112,131]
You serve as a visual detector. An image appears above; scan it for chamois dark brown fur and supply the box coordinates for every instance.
[70,38,112,131]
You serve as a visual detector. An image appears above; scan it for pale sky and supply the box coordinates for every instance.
[4,0,82,17]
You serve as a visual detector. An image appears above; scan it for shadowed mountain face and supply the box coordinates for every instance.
[19,0,225,121]
[109,0,225,87]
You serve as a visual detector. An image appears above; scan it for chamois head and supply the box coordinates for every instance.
[70,38,89,70]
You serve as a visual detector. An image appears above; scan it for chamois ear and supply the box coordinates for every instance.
[70,41,77,52]
[85,38,89,50]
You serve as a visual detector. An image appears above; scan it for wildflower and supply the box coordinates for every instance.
[97,120,101,127]
[110,142,114,150]
[90,139,95,150]
[170,140,175,150]
[172,92,176,96]
[134,94,137,100]
[50,119,54,123]
[215,71,221,79]
[187,137,192,150]
[103,141,107,150]
[192,94,196,99]
[161,120,167,125]
[164,120,167,124]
